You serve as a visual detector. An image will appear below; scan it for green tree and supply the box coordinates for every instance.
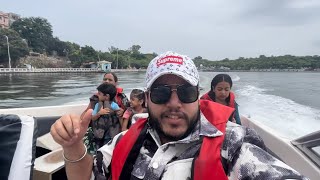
[11,17,53,53]
[0,29,29,67]
[81,45,97,62]
[108,46,118,54]
[129,45,141,54]
[65,42,80,55]
[115,55,128,69]
[47,37,68,56]
[99,52,114,62]
[193,56,203,61]
[66,43,82,67]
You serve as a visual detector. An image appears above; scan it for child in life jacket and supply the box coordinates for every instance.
[91,83,121,149]
[121,89,147,131]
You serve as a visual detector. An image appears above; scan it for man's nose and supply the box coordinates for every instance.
[166,90,182,107]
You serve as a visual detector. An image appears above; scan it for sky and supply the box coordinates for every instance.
[2,0,320,60]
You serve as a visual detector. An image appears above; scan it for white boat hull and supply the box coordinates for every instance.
[241,116,320,180]
[1,105,319,179]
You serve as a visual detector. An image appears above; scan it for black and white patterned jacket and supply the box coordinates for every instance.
[91,112,308,180]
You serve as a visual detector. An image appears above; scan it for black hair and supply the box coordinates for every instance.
[130,89,146,107]
[210,74,233,91]
[208,74,233,105]
[104,72,118,83]
[97,83,117,101]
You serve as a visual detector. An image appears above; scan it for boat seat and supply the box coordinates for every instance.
[33,147,66,180]
[34,116,61,137]
[32,116,66,180]
[32,116,66,179]
[0,114,37,180]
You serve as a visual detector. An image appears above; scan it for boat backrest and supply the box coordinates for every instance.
[0,114,37,180]
[34,116,61,137]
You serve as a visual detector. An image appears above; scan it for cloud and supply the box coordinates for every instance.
[2,0,320,59]
[313,40,320,48]
[235,0,320,26]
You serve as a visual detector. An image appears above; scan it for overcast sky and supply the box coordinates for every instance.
[2,0,320,60]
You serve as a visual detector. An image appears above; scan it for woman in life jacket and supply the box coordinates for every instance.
[121,89,147,131]
[201,74,241,125]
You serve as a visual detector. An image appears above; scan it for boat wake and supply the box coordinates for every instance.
[237,85,320,139]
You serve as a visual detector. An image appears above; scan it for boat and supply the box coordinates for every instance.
[0,104,319,180]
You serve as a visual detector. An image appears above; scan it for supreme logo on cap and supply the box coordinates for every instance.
[156,55,183,67]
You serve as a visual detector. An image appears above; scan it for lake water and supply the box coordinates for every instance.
[1,71,319,139]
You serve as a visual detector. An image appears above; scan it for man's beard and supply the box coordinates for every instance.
[148,108,200,142]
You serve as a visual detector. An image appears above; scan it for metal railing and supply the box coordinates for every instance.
[0,68,104,73]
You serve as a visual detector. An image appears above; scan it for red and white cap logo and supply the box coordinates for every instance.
[156,55,183,67]
[145,51,199,89]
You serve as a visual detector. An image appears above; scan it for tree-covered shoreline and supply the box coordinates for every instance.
[193,55,320,71]
[1,16,319,71]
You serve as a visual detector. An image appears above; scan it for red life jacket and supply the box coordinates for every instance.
[111,100,234,180]
[228,92,235,108]
[115,87,126,110]
[200,92,214,101]
[201,91,236,108]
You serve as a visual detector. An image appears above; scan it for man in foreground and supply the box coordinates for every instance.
[51,51,307,179]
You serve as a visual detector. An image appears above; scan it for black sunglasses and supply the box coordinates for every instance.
[149,84,199,104]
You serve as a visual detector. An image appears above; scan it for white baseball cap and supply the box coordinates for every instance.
[145,51,199,89]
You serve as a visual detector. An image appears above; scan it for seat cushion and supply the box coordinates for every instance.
[0,114,37,180]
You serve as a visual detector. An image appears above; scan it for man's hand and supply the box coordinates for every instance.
[50,109,92,148]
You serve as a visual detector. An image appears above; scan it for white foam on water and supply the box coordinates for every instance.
[237,85,320,139]
[62,97,88,105]
[3,85,39,88]
[55,79,79,84]
[17,97,36,100]
[231,74,240,82]
[124,86,145,91]
[52,85,96,96]
[52,84,94,88]
[0,90,25,94]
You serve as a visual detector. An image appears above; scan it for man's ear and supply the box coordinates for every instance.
[144,92,148,100]
[145,92,148,107]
